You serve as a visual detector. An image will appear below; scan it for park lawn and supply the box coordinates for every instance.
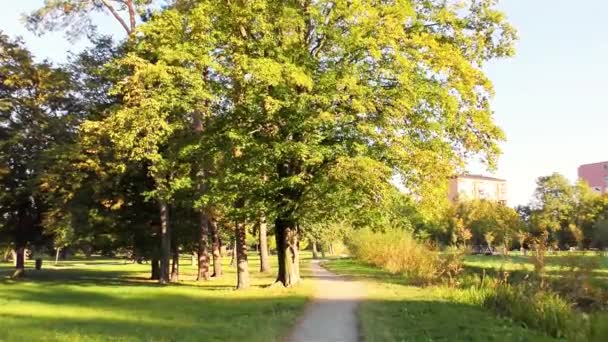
[464,252,608,288]
[323,258,557,342]
[0,253,314,342]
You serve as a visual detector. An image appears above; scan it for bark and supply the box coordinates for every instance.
[55,248,61,265]
[312,240,319,260]
[170,246,179,282]
[159,201,171,284]
[100,0,131,34]
[230,238,236,266]
[235,221,250,289]
[210,217,223,277]
[275,217,300,287]
[197,212,211,281]
[13,245,26,278]
[151,258,160,280]
[258,214,271,273]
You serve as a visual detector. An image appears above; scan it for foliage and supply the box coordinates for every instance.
[447,200,521,248]
[347,228,466,286]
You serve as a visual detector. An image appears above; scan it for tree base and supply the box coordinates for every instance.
[12,268,25,279]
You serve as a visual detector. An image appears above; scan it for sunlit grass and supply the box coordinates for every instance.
[323,258,556,342]
[0,253,314,342]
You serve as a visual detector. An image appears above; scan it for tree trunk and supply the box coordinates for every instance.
[258,214,271,273]
[197,212,211,281]
[159,201,171,284]
[230,238,236,266]
[151,258,160,280]
[13,245,26,278]
[55,248,61,265]
[235,221,250,289]
[210,217,223,277]
[170,246,179,282]
[275,217,300,287]
[312,240,319,259]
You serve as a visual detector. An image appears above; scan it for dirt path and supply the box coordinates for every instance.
[287,260,366,342]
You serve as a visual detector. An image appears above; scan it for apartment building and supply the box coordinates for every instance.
[578,161,608,194]
[448,174,507,204]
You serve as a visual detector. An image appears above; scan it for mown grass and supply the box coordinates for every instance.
[0,253,314,342]
[323,258,557,342]
[464,253,608,288]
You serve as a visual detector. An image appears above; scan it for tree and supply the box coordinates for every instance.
[24,0,156,38]
[0,32,75,276]
[209,0,515,286]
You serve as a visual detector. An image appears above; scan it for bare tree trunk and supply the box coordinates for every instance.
[197,212,211,281]
[230,238,236,266]
[258,214,271,273]
[170,246,179,282]
[13,244,26,278]
[151,258,160,280]
[312,240,319,259]
[210,217,223,277]
[235,221,250,289]
[55,248,61,265]
[275,216,300,287]
[11,249,16,266]
[159,201,171,284]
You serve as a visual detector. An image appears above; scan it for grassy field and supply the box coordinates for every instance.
[0,253,314,342]
[464,252,608,286]
[323,258,558,342]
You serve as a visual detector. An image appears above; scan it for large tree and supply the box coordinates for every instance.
[83,0,515,287]
[208,0,516,286]
[0,32,75,276]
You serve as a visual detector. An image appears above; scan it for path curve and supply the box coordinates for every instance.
[287,260,366,342]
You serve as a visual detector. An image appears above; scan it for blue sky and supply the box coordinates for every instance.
[1,1,607,206]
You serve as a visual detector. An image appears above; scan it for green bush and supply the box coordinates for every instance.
[347,228,464,285]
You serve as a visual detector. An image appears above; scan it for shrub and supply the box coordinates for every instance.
[347,228,464,285]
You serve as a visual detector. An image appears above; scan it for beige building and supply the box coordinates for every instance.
[448,174,507,204]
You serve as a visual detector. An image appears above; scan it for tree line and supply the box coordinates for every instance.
[422,173,608,253]
[0,0,517,287]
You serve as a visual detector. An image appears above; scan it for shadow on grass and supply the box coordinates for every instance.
[357,298,557,341]
[0,288,310,342]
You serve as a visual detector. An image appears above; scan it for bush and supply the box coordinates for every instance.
[347,228,464,285]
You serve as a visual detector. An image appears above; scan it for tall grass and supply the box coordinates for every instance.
[346,228,607,340]
[347,228,464,285]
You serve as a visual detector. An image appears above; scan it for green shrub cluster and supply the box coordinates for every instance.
[347,228,607,340]
[347,228,465,285]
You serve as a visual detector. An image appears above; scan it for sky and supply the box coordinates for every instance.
[1,1,607,206]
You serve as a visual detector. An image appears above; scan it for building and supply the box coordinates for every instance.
[578,161,608,194]
[448,174,507,204]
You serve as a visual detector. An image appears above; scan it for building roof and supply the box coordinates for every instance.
[579,161,608,168]
[453,174,506,182]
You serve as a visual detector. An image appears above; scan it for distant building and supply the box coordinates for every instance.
[578,161,608,194]
[448,174,507,204]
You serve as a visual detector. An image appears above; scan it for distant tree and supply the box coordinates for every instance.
[24,0,158,38]
[0,32,75,276]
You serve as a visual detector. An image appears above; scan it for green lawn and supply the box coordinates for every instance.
[0,254,314,342]
[323,258,557,342]
[464,252,608,288]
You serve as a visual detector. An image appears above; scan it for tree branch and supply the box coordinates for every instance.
[100,0,131,35]
[125,0,137,33]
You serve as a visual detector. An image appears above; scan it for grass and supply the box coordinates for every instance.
[0,253,314,342]
[323,258,558,342]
